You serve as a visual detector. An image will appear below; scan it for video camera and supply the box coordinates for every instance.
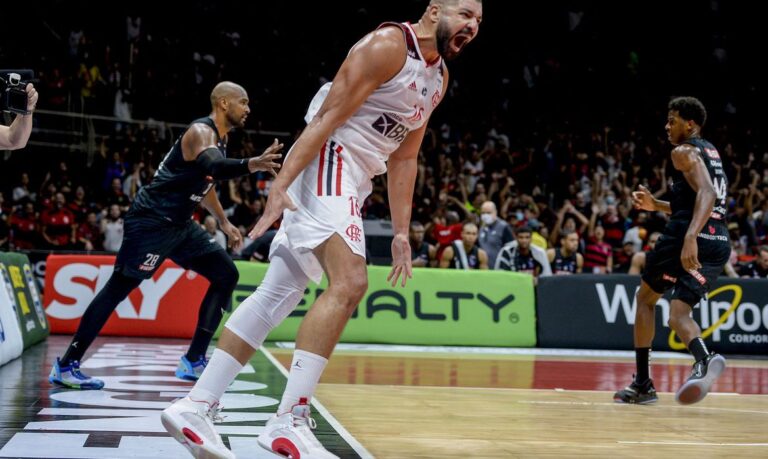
[0,69,35,115]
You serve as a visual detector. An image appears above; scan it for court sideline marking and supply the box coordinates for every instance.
[259,347,375,459]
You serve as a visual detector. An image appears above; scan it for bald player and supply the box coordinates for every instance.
[49,82,284,389]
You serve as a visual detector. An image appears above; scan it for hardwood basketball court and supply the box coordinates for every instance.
[1,336,766,458]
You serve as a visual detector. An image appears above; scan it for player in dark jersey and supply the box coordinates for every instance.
[615,97,730,405]
[439,221,488,269]
[547,229,583,274]
[49,82,283,390]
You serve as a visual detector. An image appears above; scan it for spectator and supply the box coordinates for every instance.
[12,173,35,203]
[584,225,613,274]
[478,200,514,268]
[101,204,124,252]
[547,229,583,274]
[439,222,488,270]
[495,226,552,278]
[76,211,103,252]
[629,231,661,275]
[613,241,637,274]
[68,185,91,223]
[40,192,77,249]
[410,221,436,268]
[430,209,463,262]
[106,177,131,211]
[738,245,768,278]
[8,201,40,250]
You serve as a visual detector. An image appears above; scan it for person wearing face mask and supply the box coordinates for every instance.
[478,200,513,268]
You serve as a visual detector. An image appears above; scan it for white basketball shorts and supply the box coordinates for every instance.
[269,137,372,283]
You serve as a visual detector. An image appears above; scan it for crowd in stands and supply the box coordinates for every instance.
[2,1,767,279]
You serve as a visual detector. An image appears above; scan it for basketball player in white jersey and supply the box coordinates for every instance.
[162,1,482,457]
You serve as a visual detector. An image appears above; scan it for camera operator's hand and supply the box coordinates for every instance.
[26,83,38,113]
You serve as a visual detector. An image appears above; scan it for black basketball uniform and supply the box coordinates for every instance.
[450,241,480,269]
[411,242,430,265]
[117,117,228,278]
[552,248,578,274]
[642,138,730,305]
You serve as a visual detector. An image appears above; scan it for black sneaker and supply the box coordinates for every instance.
[614,377,658,404]
[675,353,726,405]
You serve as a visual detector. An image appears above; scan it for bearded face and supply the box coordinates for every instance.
[434,0,481,60]
[436,19,474,60]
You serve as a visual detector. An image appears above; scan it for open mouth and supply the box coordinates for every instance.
[451,34,470,53]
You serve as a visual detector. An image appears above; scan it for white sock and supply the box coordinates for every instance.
[188,348,243,405]
[277,350,328,414]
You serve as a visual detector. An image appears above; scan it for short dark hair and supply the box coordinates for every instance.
[669,96,707,127]
[759,245,768,256]
[515,225,532,235]
[560,229,576,240]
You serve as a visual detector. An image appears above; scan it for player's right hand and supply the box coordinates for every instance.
[632,185,656,211]
[248,185,296,239]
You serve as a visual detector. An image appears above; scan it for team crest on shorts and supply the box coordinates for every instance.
[346,224,362,242]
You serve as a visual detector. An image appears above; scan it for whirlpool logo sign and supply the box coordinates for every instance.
[595,281,768,348]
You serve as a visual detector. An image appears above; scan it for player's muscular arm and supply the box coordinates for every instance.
[273,28,407,191]
[182,124,219,162]
[672,144,716,271]
[182,125,282,179]
[672,145,717,240]
[387,68,449,287]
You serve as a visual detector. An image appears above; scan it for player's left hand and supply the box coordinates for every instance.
[681,235,701,272]
[221,220,243,250]
[387,233,413,287]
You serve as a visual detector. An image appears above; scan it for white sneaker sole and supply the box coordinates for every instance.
[675,355,726,405]
[161,410,234,459]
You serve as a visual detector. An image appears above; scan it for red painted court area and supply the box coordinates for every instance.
[276,351,768,395]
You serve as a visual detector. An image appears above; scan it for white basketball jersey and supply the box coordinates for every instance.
[304,22,445,178]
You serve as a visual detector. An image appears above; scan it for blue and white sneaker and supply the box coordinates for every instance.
[176,355,208,381]
[49,358,105,390]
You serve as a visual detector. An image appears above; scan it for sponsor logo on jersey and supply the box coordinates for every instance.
[371,113,410,143]
[408,81,417,92]
[407,105,424,123]
[663,273,678,283]
[704,147,720,159]
[431,90,441,108]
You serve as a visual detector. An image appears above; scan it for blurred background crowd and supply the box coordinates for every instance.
[1,0,766,278]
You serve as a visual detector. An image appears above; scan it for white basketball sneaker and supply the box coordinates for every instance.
[161,396,235,459]
[257,398,338,459]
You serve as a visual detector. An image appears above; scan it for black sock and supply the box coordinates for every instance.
[186,327,215,362]
[688,337,709,362]
[182,251,237,363]
[61,271,141,365]
[635,347,651,383]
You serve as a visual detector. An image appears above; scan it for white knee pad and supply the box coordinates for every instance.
[225,247,309,349]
